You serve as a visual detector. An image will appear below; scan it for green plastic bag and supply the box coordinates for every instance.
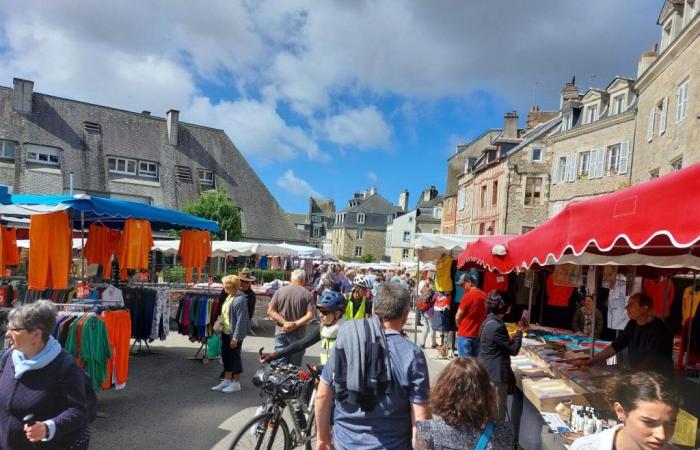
[207,334,222,358]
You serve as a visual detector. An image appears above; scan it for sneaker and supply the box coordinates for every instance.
[222,381,241,393]
[211,380,231,391]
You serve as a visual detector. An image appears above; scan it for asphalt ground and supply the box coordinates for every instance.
[90,313,450,450]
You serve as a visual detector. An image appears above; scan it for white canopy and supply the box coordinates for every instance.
[152,240,299,258]
[278,242,337,260]
[414,233,479,262]
[17,239,85,250]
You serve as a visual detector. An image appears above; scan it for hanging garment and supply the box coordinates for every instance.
[642,277,675,318]
[101,309,132,390]
[28,211,72,290]
[64,314,112,391]
[84,224,122,280]
[683,285,700,324]
[150,288,170,341]
[178,230,212,283]
[546,273,574,307]
[1,226,19,271]
[435,255,453,293]
[482,271,509,295]
[117,219,153,280]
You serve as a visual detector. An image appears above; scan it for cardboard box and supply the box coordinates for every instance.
[522,377,589,413]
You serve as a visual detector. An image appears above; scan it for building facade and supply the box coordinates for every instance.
[548,78,636,216]
[330,188,402,261]
[385,186,442,263]
[440,193,457,234]
[632,0,700,182]
[0,78,303,242]
[308,198,335,248]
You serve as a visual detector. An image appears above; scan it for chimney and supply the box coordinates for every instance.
[423,186,437,202]
[166,109,179,146]
[142,110,151,116]
[12,78,34,114]
[637,44,658,77]
[560,77,579,109]
[503,111,519,139]
[369,186,377,196]
[526,105,542,129]
[398,189,409,212]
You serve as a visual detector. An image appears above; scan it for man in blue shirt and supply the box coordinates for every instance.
[315,283,431,449]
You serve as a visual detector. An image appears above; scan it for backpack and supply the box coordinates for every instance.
[0,349,98,423]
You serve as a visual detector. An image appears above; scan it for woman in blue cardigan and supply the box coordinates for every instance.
[0,300,89,450]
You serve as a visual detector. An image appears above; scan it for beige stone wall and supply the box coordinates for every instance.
[455,172,473,234]
[470,161,509,235]
[549,114,635,208]
[331,227,386,261]
[441,194,457,234]
[632,16,700,182]
[390,247,414,264]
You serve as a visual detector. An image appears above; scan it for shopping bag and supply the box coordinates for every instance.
[207,334,222,358]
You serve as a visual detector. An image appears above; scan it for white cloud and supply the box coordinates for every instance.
[368,171,378,184]
[277,170,321,198]
[321,107,392,150]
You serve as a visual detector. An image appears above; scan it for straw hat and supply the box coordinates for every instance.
[238,268,256,282]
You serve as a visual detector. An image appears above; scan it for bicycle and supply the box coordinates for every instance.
[229,354,320,450]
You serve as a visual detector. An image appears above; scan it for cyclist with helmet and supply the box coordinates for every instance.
[260,291,345,365]
[345,275,373,320]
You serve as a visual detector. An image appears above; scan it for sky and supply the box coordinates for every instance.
[0,0,663,214]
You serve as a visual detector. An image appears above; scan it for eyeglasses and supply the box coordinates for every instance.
[317,309,334,316]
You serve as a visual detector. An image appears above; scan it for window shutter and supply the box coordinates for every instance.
[552,158,559,184]
[676,85,684,123]
[659,98,668,134]
[594,149,605,178]
[618,142,630,174]
[647,107,655,142]
[567,154,577,182]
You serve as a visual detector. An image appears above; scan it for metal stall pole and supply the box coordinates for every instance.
[527,270,534,320]
[80,212,86,280]
[686,271,697,378]
[414,258,420,345]
[590,288,597,358]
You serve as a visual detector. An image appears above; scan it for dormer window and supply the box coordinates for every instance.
[661,18,673,52]
[612,95,626,115]
[561,112,573,131]
[585,105,598,124]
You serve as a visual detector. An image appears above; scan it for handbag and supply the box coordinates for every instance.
[474,421,494,450]
[212,316,223,333]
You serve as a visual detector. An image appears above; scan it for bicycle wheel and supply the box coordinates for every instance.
[229,412,290,450]
[304,407,316,450]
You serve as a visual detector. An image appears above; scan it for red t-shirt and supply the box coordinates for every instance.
[642,278,675,317]
[483,271,509,295]
[546,274,574,307]
[458,288,487,337]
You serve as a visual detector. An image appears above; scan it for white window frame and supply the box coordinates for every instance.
[676,79,689,124]
[0,140,17,160]
[524,177,542,206]
[403,231,411,243]
[658,98,668,135]
[647,107,656,142]
[671,157,683,171]
[618,142,630,174]
[585,105,598,124]
[554,156,567,183]
[138,161,159,179]
[313,227,322,238]
[531,148,543,162]
[433,207,443,220]
[108,156,137,175]
[357,213,366,224]
[606,144,620,175]
[356,229,364,240]
[612,95,626,115]
[457,188,466,211]
[26,144,61,166]
[577,151,591,179]
[198,169,215,187]
[649,168,660,179]
[354,246,363,257]
[561,112,573,131]
[565,154,577,182]
[402,248,410,259]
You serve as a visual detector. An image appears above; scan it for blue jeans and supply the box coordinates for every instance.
[457,336,480,358]
[274,329,305,366]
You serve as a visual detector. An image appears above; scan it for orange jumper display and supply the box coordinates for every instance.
[0,226,19,275]
[28,211,72,290]
[84,224,122,280]
[179,230,212,283]
[117,219,153,280]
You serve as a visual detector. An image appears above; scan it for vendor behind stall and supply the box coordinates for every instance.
[572,294,603,338]
[578,293,673,372]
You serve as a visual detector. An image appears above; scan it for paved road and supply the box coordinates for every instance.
[91,313,449,450]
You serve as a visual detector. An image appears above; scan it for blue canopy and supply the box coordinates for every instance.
[7,192,219,232]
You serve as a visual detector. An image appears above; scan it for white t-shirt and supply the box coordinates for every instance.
[571,425,679,450]
[101,285,124,306]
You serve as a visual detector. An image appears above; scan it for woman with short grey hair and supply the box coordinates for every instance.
[0,300,90,449]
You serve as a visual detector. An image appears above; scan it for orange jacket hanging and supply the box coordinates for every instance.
[179,230,212,283]
[117,219,153,272]
[28,211,72,290]
[84,224,122,280]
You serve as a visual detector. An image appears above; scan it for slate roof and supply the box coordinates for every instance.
[339,192,402,214]
[0,84,303,242]
[506,116,562,156]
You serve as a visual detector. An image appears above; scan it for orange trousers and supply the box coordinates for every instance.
[28,211,72,290]
[84,224,121,280]
[117,219,153,281]
[101,309,132,389]
[179,230,212,283]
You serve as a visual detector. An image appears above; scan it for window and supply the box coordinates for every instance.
[658,98,668,135]
[433,207,443,219]
[357,213,366,224]
[563,154,577,182]
[480,185,487,208]
[457,188,466,211]
[0,140,17,160]
[408,216,414,223]
[561,112,573,131]
[606,144,620,174]
[531,148,542,162]
[198,169,215,187]
[138,161,158,179]
[491,181,498,206]
[671,157,683,171]
[524,177,542,206]
[647,107,656,142]
[649,168,660,179]
[522,226,534,234]
[108,157,137,175]
[478,222,485,235]
[403,231,411,242]
[589,149,605,178]
[676,79,689,123]
[402,248,410,259]
[585,105,598,124]
[576,151,590,179]
[311,215,322,223]
[313,227,322,238]
[555,156,567,183]
[26,144,60,166]
[356,229,364,240]
[354,246,363,257]
[612,95,626,115]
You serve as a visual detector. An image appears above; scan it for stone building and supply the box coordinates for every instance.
[440,193,457,234]
[548,78,636,216]
[0,78,303,242]
[308,198,335,248]
[330,188,403,261]
[631,0,699,182]
[385,186,442,263]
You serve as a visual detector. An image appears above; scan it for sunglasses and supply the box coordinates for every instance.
[317,309,334,316]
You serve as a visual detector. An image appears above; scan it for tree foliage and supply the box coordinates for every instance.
[361,253,375,263]
[182,188,243,241]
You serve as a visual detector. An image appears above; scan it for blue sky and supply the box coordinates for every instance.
[0,0,662,213]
